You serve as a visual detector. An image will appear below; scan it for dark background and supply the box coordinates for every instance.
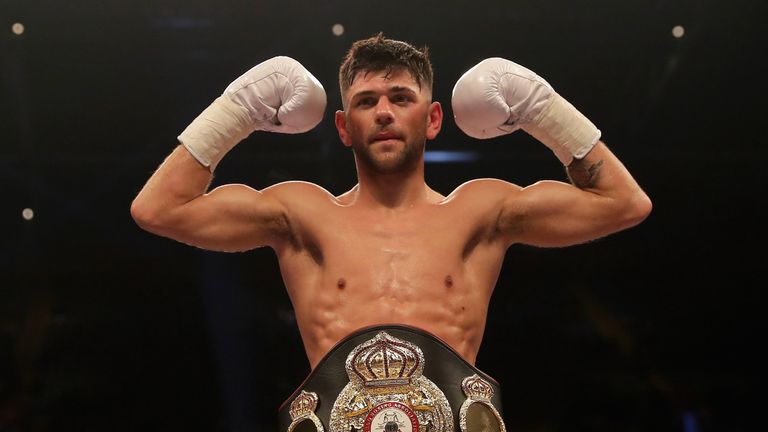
[1,1,765,431]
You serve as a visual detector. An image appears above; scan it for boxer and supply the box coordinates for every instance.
[131,33,651,431]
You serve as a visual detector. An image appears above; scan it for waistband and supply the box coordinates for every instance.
[278,324,506,432]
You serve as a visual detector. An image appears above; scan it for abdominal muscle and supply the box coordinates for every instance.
[281,249,495,369]
[273,184,507,370]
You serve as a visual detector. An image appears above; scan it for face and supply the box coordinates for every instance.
[335,68,442,175]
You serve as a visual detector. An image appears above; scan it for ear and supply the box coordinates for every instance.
[426,101,443,140]
[335,110,352,147]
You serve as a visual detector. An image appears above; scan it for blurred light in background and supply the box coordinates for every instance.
[672,25,685,38]
[424,150,479,163]
[22,208,34,221]
[332,23,345,36]
[11,22,25,35]
[682,411,701,432]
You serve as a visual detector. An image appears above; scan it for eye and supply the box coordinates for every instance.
[392,94,411,104]
[356,97,376,107]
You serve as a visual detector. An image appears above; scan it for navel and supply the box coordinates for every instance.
[337,277,347,289]
[444,275,453,288]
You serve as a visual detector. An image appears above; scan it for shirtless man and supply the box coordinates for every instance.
[131,34,651,431]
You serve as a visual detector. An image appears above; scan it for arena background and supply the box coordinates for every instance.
[1,1,764,431]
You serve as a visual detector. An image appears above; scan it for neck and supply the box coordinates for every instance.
[353,162,432,209]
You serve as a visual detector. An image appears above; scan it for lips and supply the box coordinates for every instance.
[370,130,403,142]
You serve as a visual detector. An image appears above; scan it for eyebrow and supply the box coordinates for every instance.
[350,86,418,101]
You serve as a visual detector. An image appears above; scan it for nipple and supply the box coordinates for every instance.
[337,278,347,289]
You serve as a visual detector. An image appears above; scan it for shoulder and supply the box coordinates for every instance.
[260,181,344,220]
[434,179,525,230]
[442,178,523,204]
[262,180,338,202]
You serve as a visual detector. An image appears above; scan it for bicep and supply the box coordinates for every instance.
[156,183,291,252]
[498,180,627,247]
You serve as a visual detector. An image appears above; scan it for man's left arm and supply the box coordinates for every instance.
[452,57,652,247]
[501,140,651,247]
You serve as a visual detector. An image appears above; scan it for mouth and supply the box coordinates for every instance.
[370,131,403,143]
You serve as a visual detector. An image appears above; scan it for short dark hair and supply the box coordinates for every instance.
[339,32,433,105]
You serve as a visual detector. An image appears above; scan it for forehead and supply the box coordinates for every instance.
[348,68,420,93]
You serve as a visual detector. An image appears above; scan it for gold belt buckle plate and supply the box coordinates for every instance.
[329,331,454,432]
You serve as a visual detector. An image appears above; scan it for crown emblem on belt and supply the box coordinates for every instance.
[287,390,324,432]
[331,331,453,431]
[289,390,319,420]
[458,374,506,432]
[346,331,423,387]
[461,374,494,402]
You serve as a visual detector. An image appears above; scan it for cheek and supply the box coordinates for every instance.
[407,110,429,133]
[346,122,363,141]
[343,115,370,146]
[346,113,366,133]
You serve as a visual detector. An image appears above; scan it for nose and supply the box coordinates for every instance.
[374,97,394,126]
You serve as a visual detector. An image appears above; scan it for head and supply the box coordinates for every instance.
[335,33,442,175]
[338,32,434,108]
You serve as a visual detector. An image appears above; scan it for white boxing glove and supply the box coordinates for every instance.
[178,56,327,171]
[451,57,600,165]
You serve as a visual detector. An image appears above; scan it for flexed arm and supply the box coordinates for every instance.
[131,57,326,251]
[451,57,651,246]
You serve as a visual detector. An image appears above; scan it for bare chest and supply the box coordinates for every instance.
[310,209,480,293]
[277,200,507,363]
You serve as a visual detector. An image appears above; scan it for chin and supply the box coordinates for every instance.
[376,162,419,175]
[355,144,422,174]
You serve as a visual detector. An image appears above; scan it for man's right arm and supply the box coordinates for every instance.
[131,145,291,252]
[130,56,326,252]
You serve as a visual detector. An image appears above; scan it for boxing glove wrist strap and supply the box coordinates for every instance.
[524,94,601,166]
[178,96,254,171]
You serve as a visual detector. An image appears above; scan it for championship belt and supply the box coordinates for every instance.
[278,324,506,432]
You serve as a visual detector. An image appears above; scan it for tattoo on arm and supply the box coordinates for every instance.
[566,159,604,189]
